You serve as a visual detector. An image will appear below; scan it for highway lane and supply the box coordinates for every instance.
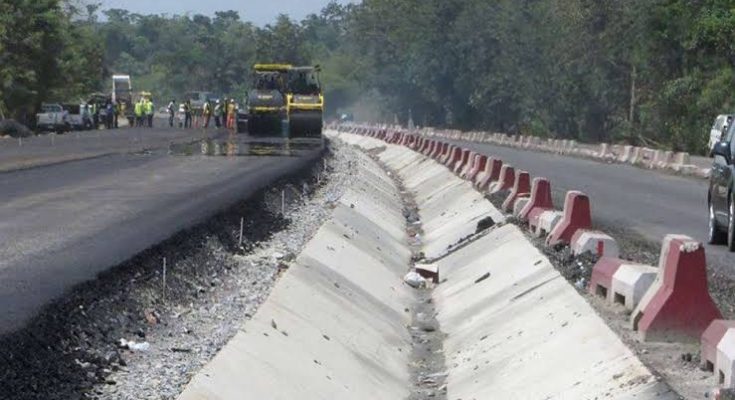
[0,120,220,172]
[0,133,321,334]
[449,141,732,270]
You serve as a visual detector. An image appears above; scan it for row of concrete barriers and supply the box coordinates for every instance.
[396,125,711,179]
[335,122,735,390]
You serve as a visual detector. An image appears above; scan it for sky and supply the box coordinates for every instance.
[96,0,358,25]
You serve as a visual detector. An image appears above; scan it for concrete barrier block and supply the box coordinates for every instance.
[446,147,463,169]
[702,320,735,373]
[489,165,514,194]
[513,197,530,218]
[631,235,722,342]
[571,230,619,258]
[611,263,657,310]
[453,149,471,174]
[476,158,502,191]
[547,191,592,246]
[717,329,735,387]
[628,147,642,165]
[534,210,563,237]
[589,257,623,301]
[519,177,553,221]
[674,152,690,166]
[460,153,479,178]
[618,145,633,163]
[501,170,530,212]
[467,155,487,182]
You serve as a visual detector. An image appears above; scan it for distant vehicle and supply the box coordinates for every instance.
[36,103,69,132]
[62,103,92,130]
[243,64,290,135]
[112,74,135,125]
[185,91,217,114]
[709,114,732,157]
[708,122,735,249]
[287,65,324,138]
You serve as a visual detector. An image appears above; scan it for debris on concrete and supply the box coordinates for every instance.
[405,271,428,289]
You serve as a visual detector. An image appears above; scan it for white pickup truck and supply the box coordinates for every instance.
[35,103,69,132]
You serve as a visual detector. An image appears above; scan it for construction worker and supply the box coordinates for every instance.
[167,99,176,127]
[203,100,212,128]
[184,100,192,128]
[105,102,114,129]
[226,98,236,129]
[214,99,223,128]
[134,99,143,127]
[145,98,154,128]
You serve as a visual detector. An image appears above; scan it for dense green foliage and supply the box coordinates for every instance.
[5,1,735,153]
[0,1,102,123]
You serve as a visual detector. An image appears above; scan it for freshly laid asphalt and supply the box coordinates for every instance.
[0,125,322,334]
[449,141,733,271]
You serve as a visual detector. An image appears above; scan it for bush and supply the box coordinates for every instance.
[0,119,33,138]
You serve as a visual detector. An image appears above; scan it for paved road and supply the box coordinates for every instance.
[0,128,322,334]
[0,119,221,172]
[451,141,732,270]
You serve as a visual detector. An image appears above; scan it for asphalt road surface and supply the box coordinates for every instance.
[450,141,732,271]
[0,126,322,334]
[0,118,214,172]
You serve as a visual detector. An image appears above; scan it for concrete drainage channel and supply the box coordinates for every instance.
[174,130,675,399]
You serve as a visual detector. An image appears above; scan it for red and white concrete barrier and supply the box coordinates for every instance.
[519,177,554,226]
[630,234,722,341]
[546,191,592,247]
[488,165,515,194]
[501,170,530,212]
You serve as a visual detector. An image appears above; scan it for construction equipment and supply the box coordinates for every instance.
[245,64,290,136]
[112,74,135,125]
[286,66,323,138]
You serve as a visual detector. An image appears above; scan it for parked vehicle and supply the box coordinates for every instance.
[62,103,93,130]
[709,114,733,157]
[708,122,735,249]
[185,91,217,114]
[35,103,69,132]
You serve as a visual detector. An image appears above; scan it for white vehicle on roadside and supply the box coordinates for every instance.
[35,103,69,132]
[709,114,733,156]
[63,104,93,130]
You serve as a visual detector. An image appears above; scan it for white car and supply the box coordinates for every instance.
[709,114,733,156]
[35,103,69,132]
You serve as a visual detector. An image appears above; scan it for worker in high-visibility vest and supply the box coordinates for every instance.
[203,100,212,128]
[214,99,223,128]
[226,99,236,129]
[134,99,144,127]
[145,98,154,128]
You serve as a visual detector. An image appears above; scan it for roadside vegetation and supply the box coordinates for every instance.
[3,0,735,153]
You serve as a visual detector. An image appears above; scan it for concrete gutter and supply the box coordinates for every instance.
[177,130,674,399]
[178,149,414,399]
[334,129,676,399]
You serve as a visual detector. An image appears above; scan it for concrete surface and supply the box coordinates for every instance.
[177,145,413,400]
[435,224,673,399]
[337,129,672,399]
